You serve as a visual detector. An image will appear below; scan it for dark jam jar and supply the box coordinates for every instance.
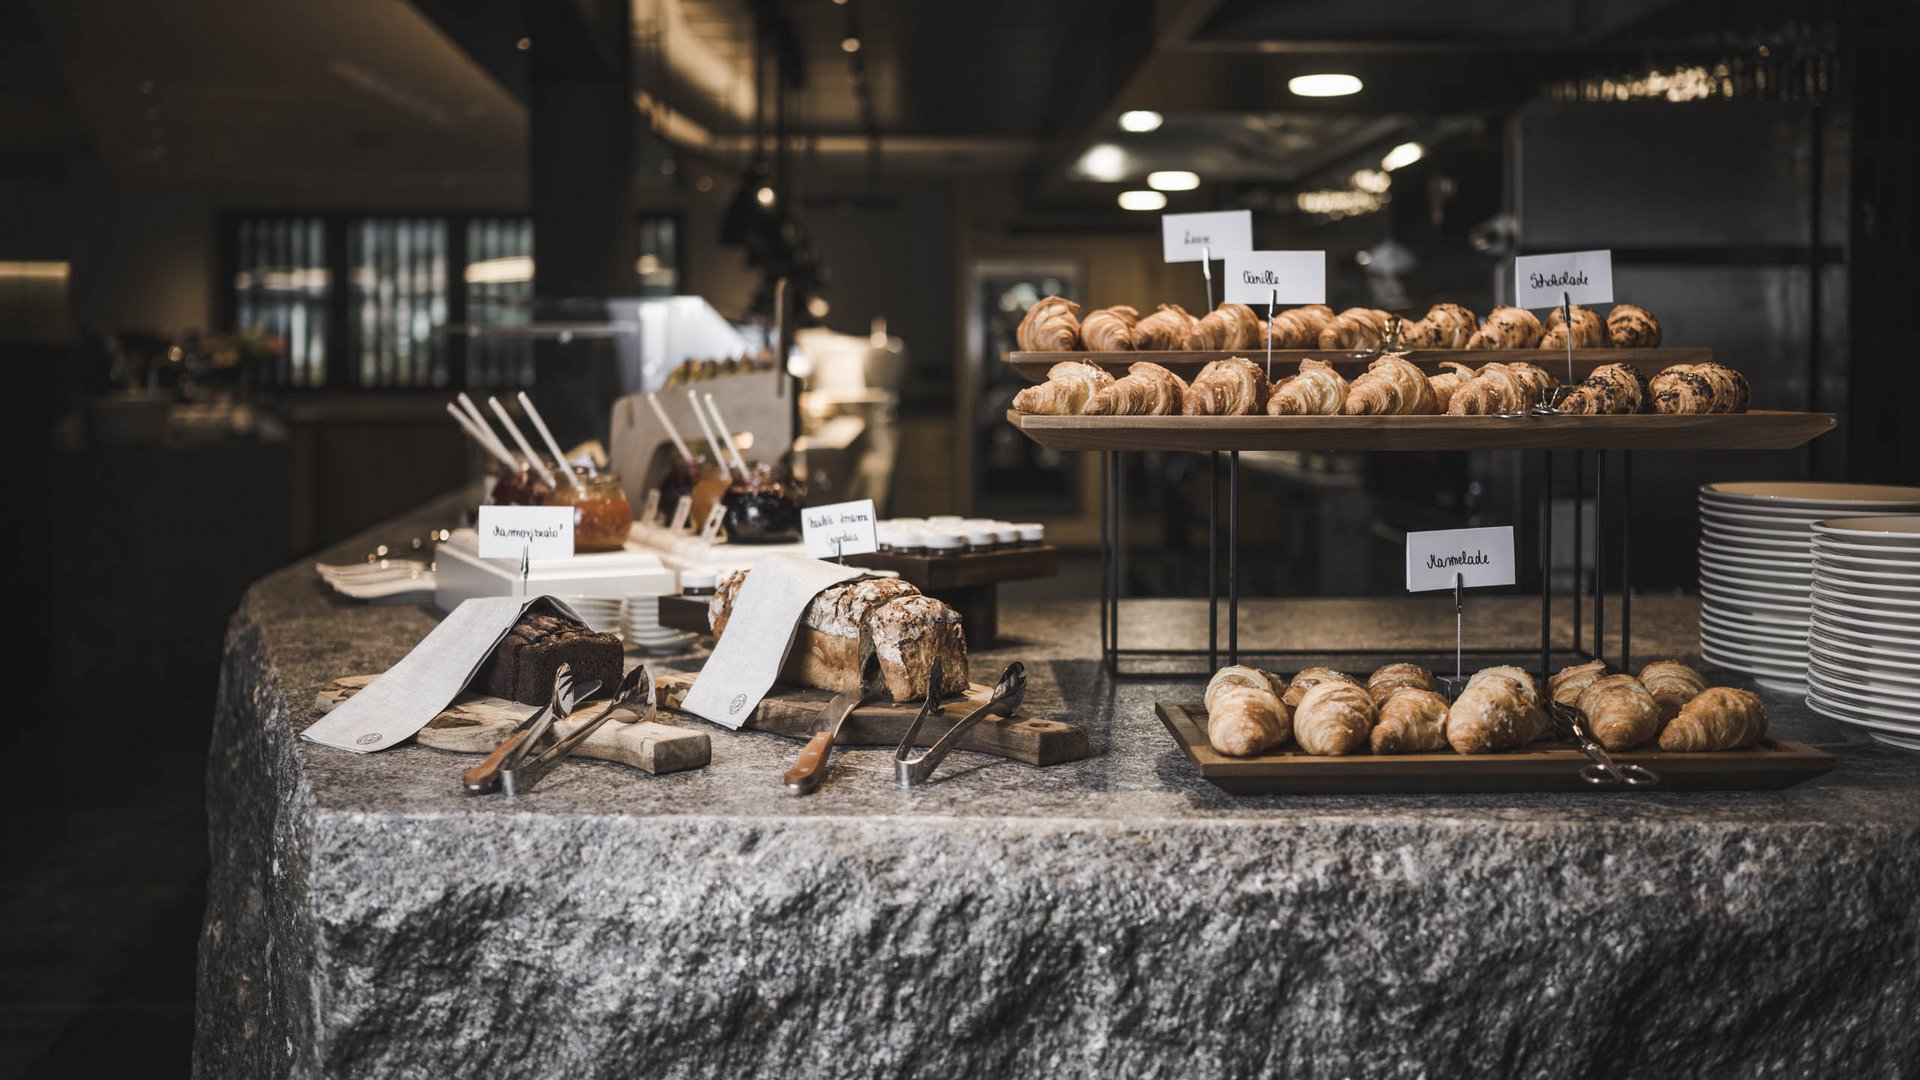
[545,469,633,553]
[488,466,554,507]
[655,457,706,524]
[721,462,804,544]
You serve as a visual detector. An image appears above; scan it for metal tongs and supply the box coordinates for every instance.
[1546,698,1659,789]
[462,663,598,795]
[894,660,1027,788]
[499,665,655,797]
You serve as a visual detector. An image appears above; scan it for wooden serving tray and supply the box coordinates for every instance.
[1157,701,1834,795]
[1005,347,1713,383]
[1007,409,1835,453]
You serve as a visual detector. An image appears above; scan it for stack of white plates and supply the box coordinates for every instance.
[1806,516,1920,750]
[553,595,624,634]
[1698,483,1920,690]
[623,593,696,654]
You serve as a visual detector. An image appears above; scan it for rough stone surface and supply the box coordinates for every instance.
[196,494,1920,1079]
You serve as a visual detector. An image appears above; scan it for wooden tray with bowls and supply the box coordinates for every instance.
[1156,701,1834,795]
[1005,347,1714,383]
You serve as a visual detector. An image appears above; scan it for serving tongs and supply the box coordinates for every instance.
[894,660,1027,788]
[1546,698,1660,789]
[461,663,598,795]
[499,665,655,797]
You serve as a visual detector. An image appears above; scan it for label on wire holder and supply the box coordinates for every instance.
[1514,250,1614,309]
[1162,210,1252,263]
[476,505,574,559]
[1224,251,1326,305]
[1406,527,1516,592]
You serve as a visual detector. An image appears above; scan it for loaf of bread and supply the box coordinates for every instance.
[710,572,969,702]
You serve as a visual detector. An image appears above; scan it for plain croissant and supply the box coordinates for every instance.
[1132,304,1199,350]
[1292,681,1376,756]
[1283,667,1359,709]
[1318,307,1391,351]
[1606,303,1661,347]
[1267,358,1349,416]
[1183,356,1269,415]
[1268,304,1335,348]
[1650,362,1750,414]
[1638,660,1707,725]
[1011,361,1113,415]
[1203,665,1291,756]
[1372,688,1451,754]
[1367,662,1442,707]
[1447,665,1547,754]
[1016,296,1082,351]
[1557,362,1647,415]
[1428,361,1474,412]
[1659,687,1767,751]
[1080,305,1139,351]
[1186,303,1264,350]
[1088,361,1186,415]
[1576,674,1661,752]
[1466,306,1544,349]
[1549,659,1609,707]
[1344,356,1439,415]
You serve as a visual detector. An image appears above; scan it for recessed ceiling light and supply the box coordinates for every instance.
[1118,190,1167,211]
[1078,143,1127,182]
[1380,141,1424,171]
[1147,170,1199,192]
[841,37,861,53]
[1288,73,1363,97]
[516,37,531,51]
[1119,110,1163,133]
[755,186,776,208]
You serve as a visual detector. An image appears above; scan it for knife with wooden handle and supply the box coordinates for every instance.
[783,688,865,796]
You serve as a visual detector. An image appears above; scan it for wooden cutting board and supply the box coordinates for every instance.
[655,672,1088,767]
[1157,701,1834,795]
[315,676,711,775]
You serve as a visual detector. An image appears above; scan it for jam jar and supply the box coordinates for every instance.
[654,457,707,524]
[545,469,633,553]
[721,462,804,544]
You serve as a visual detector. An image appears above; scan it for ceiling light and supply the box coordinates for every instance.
[1119,110,1163,133]
[1288,73,1363,98]
[1078,143,1127,182]
[0,260,71,280]
[755,186,776,208]
[1147,170,1199,192]
[841,37,861,53]
[1380,142,1424,171]
[1351,169,1391,194]
[1117,190,1167,212]
[516,37,531,51]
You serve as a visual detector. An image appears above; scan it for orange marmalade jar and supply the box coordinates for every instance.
[545,469,633,553]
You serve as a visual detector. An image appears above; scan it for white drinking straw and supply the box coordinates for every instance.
[488,396,556,487]
[457,391,518,465]
[701,392,752,476]
[517,392,584,490]
[646,392,695,463]
[446,403,518,470]
[685,389,732,482]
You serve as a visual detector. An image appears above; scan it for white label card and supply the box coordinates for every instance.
[476,505,574,559]
[1514,250,1614,309]
[699,502,728,542]
[1224,251,1327,306]
[802,499,879,559]
[642,489,661,524]
[1162,210,1253,263]
[669,495,693,532]
[1406,526,1517,592]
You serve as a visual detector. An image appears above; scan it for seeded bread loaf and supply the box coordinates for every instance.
[710,571,968,701]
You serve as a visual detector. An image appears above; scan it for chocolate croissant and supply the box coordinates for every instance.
[1292,680,1376,756]
[1447,665,1547,754]
[1204,665,1291,757]
[1343,356,1439,415]
[1548,659,1609,708]
[1185,303,1263,351]
[1011,360,1113,415]
[1317,307,1391,351]
[1412,303,1478,350]
[1016,296,1082,352]
[1367,662,1442,707]
[1267,358,1349,416]
[1132,304,1199,350]
[1556,362,1648,415]
[1283,667,1359,709]
[1576,674,1660,752]
[1428,361,1475,412]
[1466,306,1544,350]
[1540,303,1608,349]
[1659,687,1766,751]
[1371,688,1451,754]
[1650,362,1750,414]
[1268,304,1335,348]
[1606,303,1661,348]
[1088,361,1186,416]
[1182,356,1269,415]
[1080,305,1139,352]
[1638,660,1706,725]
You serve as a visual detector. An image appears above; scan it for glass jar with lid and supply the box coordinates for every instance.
[544,468,633,553]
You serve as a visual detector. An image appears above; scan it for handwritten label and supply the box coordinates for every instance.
[802,499,879,559]
[642,489,661,524]
[1515,250,1614,308]
[476,505,574,559]
[1405,526,1516,592]
[1161,210,1253,263]
[1223,251,1327,305]
[699,502,728,542]
[668,495,693,532]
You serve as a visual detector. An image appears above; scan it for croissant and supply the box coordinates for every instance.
[1650,362,1750,414]
[1317,307,1391,351]
[1088,361,1186,415]
[1292,681,1376,756]
[1659,687,1766,752]
[1413,303,1478,350]
[1206,664,1289,705]
[1132,304,1199,350]
[1638,660,1707,725]
[1182,356,1269,415]
[1267,359,1349,416]
[1343,356,1439,415]
[1466,306,1544,349]
[1397,313,1441,349]
[1556,362,1647,415]
[1576,674,1660,752]
[1185,303,1263,351]
[1447,665,1548,754]
[1371,688,1451,754]
[1509,362,1560,400]
[1080,305,1139,351]
[1011,360,1113,415]
[1548,659,1609,707]
[1367,662,1441,707]
[1269,304,1334,348]
[1606,303,1661,348]
[1283,667,1359,710]
[1428,361,1474,412]
[1447,362,1533,415]
[1204,666,1291,757]
[1540,304,1608,349]
[1016,296,1082,352]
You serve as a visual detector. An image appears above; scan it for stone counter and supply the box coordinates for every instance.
[195,498,1920,1079]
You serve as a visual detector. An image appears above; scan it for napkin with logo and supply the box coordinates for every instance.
[678,554,867,729]
[301,595,587,753]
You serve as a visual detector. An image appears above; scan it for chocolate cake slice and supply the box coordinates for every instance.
[474,610,622,705]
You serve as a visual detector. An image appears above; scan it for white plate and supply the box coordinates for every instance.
[1701,648,1806,684]
[1869,731,1920,751]
[1806,692,1920,734]
[1805,686,1920,726]
[1812,612,1920,642]
[1698,559,1812,583]
[1698,519,1812,541]
[1809,633,1920,669]
[1811,546,1920,570]
[1701,612,1809,643]
[1812,581,1920,609]
[1814,570,1920,595]
[1809,623,1920,660]
[1702,482,1920,508]
[1699,545,1814,571]
[1702,601,1810,629]
[1814,561,1920,584]
[1812,514,1920,537]
[1808,656,1920,693]
[1700,627,1805,657]
[1808,672,1920,710]
[1700,586,1812,615]
[1698,567,1810,596]
[1697,507,1828,529]
[1811,606,1920,635]
[1697,497,1863,520]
